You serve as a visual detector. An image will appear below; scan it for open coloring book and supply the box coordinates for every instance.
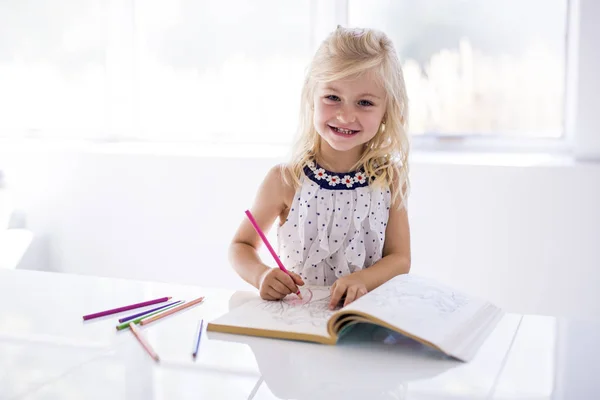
[207,274,503,362]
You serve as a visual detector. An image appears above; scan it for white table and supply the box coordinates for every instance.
[1,269,598,399]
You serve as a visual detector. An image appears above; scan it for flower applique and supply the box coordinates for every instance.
[303,161,370,190]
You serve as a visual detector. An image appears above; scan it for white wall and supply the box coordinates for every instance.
[1,145,599,320]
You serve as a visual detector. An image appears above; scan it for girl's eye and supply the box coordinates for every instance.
[358,100,374,107]
[325,95,340,102]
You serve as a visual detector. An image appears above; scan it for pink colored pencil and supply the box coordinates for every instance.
[128,322,160,362]
[82,296,172,320]
[140,296,205,326]
[244,210,302,299]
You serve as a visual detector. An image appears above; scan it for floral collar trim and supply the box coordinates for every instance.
[303,160,369,190]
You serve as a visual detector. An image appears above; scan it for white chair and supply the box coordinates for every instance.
[0,229,33,269]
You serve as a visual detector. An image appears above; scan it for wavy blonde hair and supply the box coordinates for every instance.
[284,26,410,208]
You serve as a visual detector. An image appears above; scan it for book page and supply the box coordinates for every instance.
[338,274,496,349]
[209,286,336,341]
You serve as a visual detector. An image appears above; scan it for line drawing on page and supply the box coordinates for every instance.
[256,287,335,328]
[283,287,314,306]
[367,275,471,320]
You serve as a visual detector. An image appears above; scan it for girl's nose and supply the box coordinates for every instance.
[336,105,356,124]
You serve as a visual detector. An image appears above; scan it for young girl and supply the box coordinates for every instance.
[230,26,411,310]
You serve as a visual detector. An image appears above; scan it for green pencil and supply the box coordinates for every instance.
[116,301,185,331]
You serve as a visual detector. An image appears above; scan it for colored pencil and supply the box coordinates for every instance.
[192,319,204,358]
[116,301,184,331]
[129,322,160,362]
[83,296,171,320]
[140,296,205,326]
[118,300,183,323]
[244,209,302,299]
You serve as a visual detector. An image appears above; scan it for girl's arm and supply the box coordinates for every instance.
[329,182,411,308]
[229,165,293,289]
[352,195,411,290]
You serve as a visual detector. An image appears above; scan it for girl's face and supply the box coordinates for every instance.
[312,69,387,154]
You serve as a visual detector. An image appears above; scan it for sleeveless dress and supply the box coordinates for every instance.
[277,160,392,286]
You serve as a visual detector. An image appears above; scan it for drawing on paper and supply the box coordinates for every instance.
[257,286,335,328]
[368,275,470,319]
[283,287,314,306]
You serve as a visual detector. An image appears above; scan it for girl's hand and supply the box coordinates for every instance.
[329,275,368,310]
[258,268,304,301]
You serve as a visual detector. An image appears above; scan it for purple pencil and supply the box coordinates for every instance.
[82,296,172,320]
[118,300,183,323]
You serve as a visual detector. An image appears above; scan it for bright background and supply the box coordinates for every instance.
[1,0,599,321]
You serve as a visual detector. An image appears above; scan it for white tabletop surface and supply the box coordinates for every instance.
[1,268,598,400]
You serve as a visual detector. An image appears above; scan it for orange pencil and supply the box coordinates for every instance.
[128,322,160,362]
[140,296,205,326]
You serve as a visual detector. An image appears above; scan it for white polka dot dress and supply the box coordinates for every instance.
[277,160,392,286]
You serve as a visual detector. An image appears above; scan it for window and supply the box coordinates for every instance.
[0,0,108,139]
[348,0,568,140]
[0,0,578,149]
[0,0,312,144]
[134,1,312,144]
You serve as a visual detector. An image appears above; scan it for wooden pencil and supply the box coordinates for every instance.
[128,322,160,362]
[245,210,302,299]
[119,300,182,323]
[192,319,204,358]
[115,301,183,331]
[140,296,205,326]
[82,296,171,320]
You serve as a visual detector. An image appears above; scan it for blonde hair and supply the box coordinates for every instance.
[284,26,410,208]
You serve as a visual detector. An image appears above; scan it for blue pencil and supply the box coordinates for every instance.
[192,319,204,358]
[118,300,183,323]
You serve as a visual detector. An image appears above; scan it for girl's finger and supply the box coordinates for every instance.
[329,284,346,310]
[356,287,368,301]
[276,273,299,294]
[266,287,284,300]
[270,279,292,296]
[289,272,305,286]
[261,286,278,300]
[344,286,359,307]
[262,292,276,301]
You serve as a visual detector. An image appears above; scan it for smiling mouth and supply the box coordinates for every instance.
[328,125,360,135]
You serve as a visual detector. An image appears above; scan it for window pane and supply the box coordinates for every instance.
[348,0,567,138]
[0,1,108,139]
[135,0,312,144]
